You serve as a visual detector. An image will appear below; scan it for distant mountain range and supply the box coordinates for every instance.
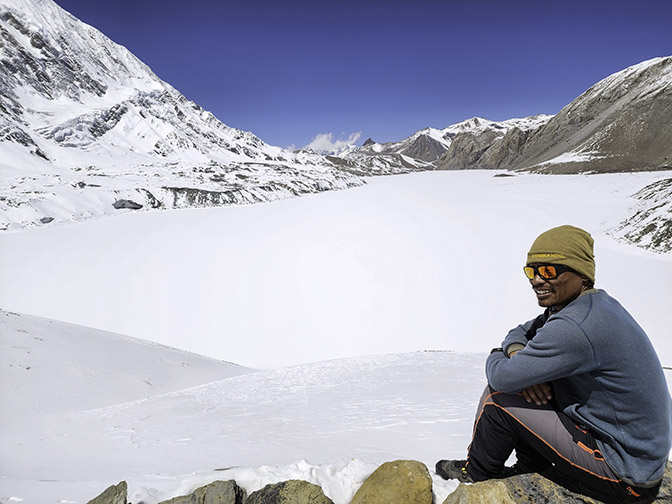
[324,115,552,175]
[0,0,670,251]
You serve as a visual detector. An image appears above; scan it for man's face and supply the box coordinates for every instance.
[528,263,587,310]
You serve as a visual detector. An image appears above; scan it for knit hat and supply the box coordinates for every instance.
[527,225,595,283]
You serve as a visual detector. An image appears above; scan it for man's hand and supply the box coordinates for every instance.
[508,350,553,405]
[522,382,552,406]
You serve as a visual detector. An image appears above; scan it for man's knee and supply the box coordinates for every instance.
[483,389,531,409]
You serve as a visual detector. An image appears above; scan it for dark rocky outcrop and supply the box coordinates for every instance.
[160,480,246,504]
[246,479,333,504]
[401,134,447,163]
[350,460,433,504]
[437,130,503,170]
[112,199,143,210]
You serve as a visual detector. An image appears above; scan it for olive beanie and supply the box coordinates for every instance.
[527,225,595,283]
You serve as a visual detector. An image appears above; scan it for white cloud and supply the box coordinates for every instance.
[303,131,362,154]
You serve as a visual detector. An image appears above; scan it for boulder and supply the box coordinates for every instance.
[159,480,246,504]
[443,462,672,503]
[350,460,433,504]
[112,199,143,210]
[87,481,127,504]
[246,479,333,504]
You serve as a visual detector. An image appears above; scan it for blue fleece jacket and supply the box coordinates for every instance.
[486,289,671,486]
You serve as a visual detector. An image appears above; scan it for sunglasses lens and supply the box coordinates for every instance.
[539,266,557,279]
[524,265,560,279]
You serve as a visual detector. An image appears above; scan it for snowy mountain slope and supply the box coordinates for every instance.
[0,310,480,504]
[0,0,364,230]
[0,309,252,416]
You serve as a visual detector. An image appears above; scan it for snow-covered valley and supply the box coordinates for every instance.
[2,0,672,502]
[1,170,671,504]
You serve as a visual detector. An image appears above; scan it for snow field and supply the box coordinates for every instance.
[1,170,671,503]
[0,171,670,369]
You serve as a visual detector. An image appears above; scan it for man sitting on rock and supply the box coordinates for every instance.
[436,225,671,503]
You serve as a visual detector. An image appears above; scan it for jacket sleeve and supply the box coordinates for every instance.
[487,314,596,393]
[501,311,549,356]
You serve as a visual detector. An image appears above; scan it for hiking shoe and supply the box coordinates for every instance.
[500,463,524,478]
[435,460,475,483]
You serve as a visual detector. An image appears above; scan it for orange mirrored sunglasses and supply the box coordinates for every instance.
[523,264,574,280]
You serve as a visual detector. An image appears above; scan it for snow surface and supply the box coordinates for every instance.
[1,170,670,369]
[1,170,671,504]
[1,310,473,503]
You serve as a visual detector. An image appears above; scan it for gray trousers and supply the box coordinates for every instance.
[465,386,658,502]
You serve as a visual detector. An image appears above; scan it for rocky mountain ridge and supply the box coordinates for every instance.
[437,56,672,174]
[332,115,552,173]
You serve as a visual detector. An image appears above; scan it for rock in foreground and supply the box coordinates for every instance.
[350,460,433,504]
[246,479,333,504]
[86,460,672,504]
[444,461,672,503]
[160,480,246,504]
[86,481,127,504]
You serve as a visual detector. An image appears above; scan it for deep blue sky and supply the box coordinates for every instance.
[53,0,672,149]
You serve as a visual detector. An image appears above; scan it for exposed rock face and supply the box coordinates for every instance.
[350,460,433,504]
[159,480,246,504]
[246,479,333,504]
[437,130,503,170]
[86,481,127,504]
[438,57,672,174]
[112,199,143,210]
[400,134,447,163]
[443,462,672,504]
[476,127,534,170]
